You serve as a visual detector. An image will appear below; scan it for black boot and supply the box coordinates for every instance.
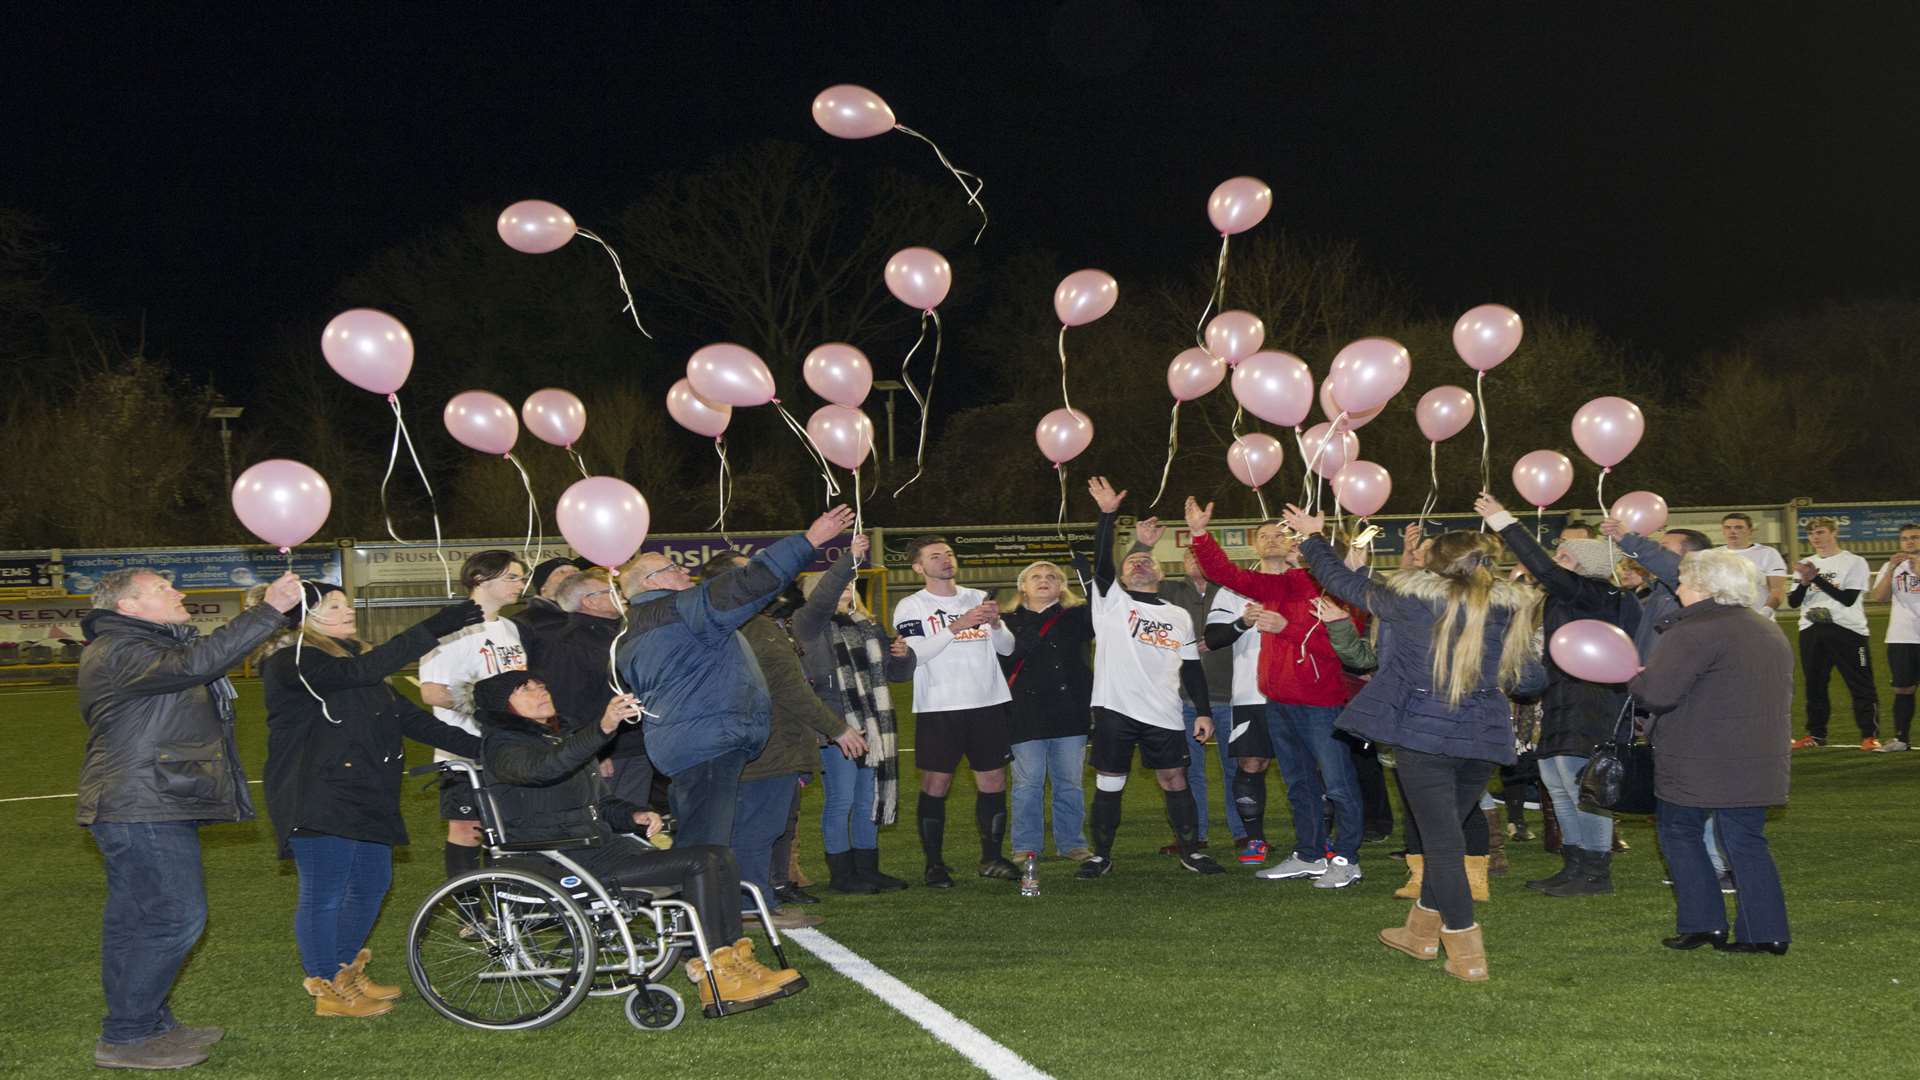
[825,850,879,895]
[1544,848,1613,897]
[1526,846,1579,891]
[852,848,909,892]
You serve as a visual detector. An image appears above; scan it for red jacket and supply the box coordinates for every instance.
[1190,532,1353,707]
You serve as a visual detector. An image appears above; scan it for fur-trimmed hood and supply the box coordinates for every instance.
[1378,569,1541,610]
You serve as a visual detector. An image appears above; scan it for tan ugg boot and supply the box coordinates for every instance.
[1378,902,1442,960]
[1466,855,1491,901]
[346,948,403,1001]
[1393,854,1424,899]
[306,971,394,1018]
[1440,924,1490,982]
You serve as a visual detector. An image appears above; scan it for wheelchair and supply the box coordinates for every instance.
[403,760,800,1032]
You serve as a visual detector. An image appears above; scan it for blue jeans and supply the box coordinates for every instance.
[669,748,750,850]
[1538,754,1613,851]
[1701,814,1728,875]
[733,772,799,907]
[1009,736,1088,855]
[1266,703,1362,862]
[1657,801,1790,943]
[1182,700,1242,842]
[819,746,878,853]
[289,834,394,979]
[89,821,207,1044]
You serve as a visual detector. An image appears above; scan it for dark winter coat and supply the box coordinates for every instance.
[262,626,481,859]
[524,612,625,747]
[75,604,288,825]
[479,708,640,846]
[1302,537,1545,765]
[1497,522,1642,759]
[738,614,848,782]
[1613,532,1683,662]
[1628,600,1792,808]
[1001,602,1095,743]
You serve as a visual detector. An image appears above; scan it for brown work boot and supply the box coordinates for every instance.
[1440,924,1490,982]
[1378,901,1442,960]
[729,937,806,996]
[306,971,394,1018]
[94,1032,210,1070]
[1486,807,1510,875]
[1392,854,1424,899]
[686,942,784,1017]
[1466,855,1491,902]
[345,948,403,1001]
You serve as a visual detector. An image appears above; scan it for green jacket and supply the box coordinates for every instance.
[738,614,845,782]
[1325,618,1378,673]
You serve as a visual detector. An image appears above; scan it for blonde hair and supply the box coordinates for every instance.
[246,582,360,663]
[801,567,872,620]
[1015,560,1084,609]
[1804,516,1839,534]
[1416,532,1543,706]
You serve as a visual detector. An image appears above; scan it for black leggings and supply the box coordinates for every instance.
[1393,749,1497,930]
[1395,769,1489,857]
[567,837,744,946]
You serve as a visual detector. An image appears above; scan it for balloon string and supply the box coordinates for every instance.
[573,228,650,338]
[777,401,841,500]
[1598,466,1618,585]
[1294,425,1310,509]
[1535,504,1545,544]
[567,446,590,480]
[1193,234,1229,350]
[1475,370,1492,531]
[387,394,453,597]
[892,124,988,244]
[504,452,544,570]
[605,570,631,699]
[893,309,940,498]
[1230,403,1245,442]
[1253,485,1269,521]
[1057,324,1073,415]
[709,437,734,543]
[290,585,338,725]
[1148,400,1181,508]
[1420,440,1440,533]
[1055,465,1068,538]
[852,466,864,559]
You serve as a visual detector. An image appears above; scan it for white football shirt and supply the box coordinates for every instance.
[1205,586,1266,708]
[892,587,1015,713]
[1719,543,1788,616]
[1796,551,1870,635]
[1874,559,1920,645]
[1089,579,1199,731]
[419,618,528,760]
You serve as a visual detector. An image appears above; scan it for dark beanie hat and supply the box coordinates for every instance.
[472,669,541,720]
[529,557,580,595]
[300,580,345,608]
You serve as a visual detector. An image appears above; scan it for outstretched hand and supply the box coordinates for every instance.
[1280,504,1323,538]
[600,693,643,734]
[1135,516,1165,546]
[1088,476,1126,515]
[806,505,857,547]
[850,533,870,559]
[263,572,304,613]
[1183,496,1214,535]
[1474,492,1507,519]
[1598,517,1626,540]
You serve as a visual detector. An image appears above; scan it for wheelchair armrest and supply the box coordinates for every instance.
[407,762,448,777]
[491,836,600,854]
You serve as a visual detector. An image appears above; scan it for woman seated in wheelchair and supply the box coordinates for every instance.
[472,669,806,1014]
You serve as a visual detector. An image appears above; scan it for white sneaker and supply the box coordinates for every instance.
[1256,855,1327,880]
[1313,856,1363,889]
[1874,738,1910,752]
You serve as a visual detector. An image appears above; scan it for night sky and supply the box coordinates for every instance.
[10,3,1918,395]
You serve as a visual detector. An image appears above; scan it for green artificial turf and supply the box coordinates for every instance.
[4,614,1917,1078]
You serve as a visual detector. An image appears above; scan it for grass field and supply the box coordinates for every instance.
[5,614,1918,1079]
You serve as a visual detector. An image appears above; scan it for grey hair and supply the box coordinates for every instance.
[92,567,162,611]
[1678,549,1763,608]
[556,569,611,613]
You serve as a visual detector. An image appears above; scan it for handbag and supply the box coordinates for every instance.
[1577,699,1657,814]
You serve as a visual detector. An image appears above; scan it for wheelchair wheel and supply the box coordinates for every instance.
[625,984,685,1031]
[543,895,684,998]
[408,868,597,1031]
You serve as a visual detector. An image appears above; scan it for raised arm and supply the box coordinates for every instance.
[290,602,483,695]
[394,700,485,759]
[1087,476,1126,591]
[484,723,611,787]
[107,603,293,698]
[792,537,864,642]
[1604,523,1681,590]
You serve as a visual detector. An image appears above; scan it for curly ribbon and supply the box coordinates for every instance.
[1252,484,1269,521]
[382,394,453,597]
[1057,324,1074,415]
[572,228,650,338]
[1193,234,1230,350]
[892,124,988,244]
[1293,425,1310,508]
[851,466,865,563]
[776,400,840,501]
[605,569,630,698]
[288,573,337,725]
[1475,370,1492,530]
[893,308,942,498]
[1598,465,1619,584]
[1148,400,1181,508]
[566,445,590,480]
[1419,439,1441,534]
[503,451,545,570]
[1301,410,1348,517]
[709,437,734,543]
[1535,504,1546,544]
[1054,464,1069,539]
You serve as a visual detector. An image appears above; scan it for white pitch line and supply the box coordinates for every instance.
[0,779,265,804]
[784,927,1054,1080]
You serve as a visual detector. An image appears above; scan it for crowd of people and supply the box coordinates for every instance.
[71,495,1917,1068]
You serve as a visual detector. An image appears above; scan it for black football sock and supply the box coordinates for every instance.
[917,793,947,867]
[976,791,1008,862]
[1895,694,1914,742]
[1164,790,1202,856]
[1090,790,1124,859]
[444,841,482,878]
[1233,769,1267,843]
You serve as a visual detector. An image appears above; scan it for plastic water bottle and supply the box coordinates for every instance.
[1019,851,1040,897]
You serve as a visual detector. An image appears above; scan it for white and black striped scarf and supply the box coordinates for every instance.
[828,614,898,826]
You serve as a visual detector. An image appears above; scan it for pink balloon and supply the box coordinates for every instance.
[811,84,897,139]
[1226,433,1284,489]
[1610,490,1670,535]
[884,247,952,310]
[443,391,519,456]
[231,459,332,550]
[1332,461,1392,517]
[1054,269,1118,327]
[666,379,732,438]
[556,476,651,570]
[1549,620,1640,684]
[1454,304,1524,372]
[687,343,776,407]
[1571,396,1646,468]
[1167,347,1227,402]
[496,199,577,254]
[522,388,586,448]
[1207,176,1273,236]
[1512,449,1575,508]
[1204,310,1265,364]
[1231,350,1314,426]
[806,405,876,471]
[1302,422,1360,478]
[1318,378,1383,430]
[1035,408,1093,465]
[803,343,873,407]
[320,308,413,395]
[1328,337,1412,414]
[1416,385,1477,442]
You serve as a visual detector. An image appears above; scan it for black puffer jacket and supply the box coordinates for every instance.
[479,709,640,846]
[262,625,481,859]
[1001,603,1095,743]
[76,604,288,826]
